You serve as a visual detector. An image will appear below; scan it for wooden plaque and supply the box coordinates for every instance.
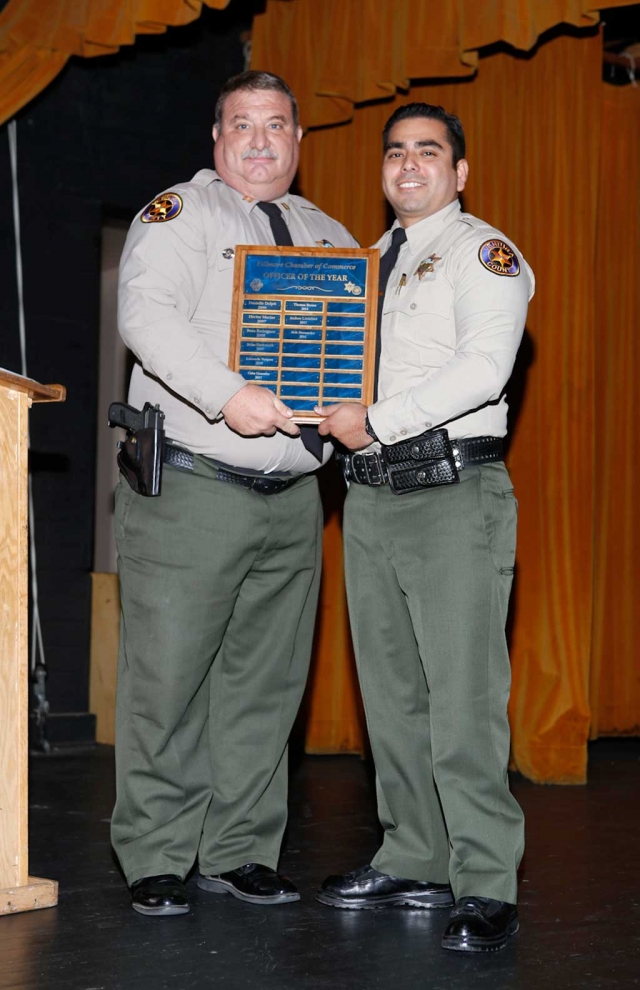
[229,246,380,422]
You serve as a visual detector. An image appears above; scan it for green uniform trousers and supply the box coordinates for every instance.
[343,461,524,904]
[110,457,322,886]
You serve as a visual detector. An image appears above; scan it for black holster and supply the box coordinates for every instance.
[108,401,166,497]
[117,427,165,497]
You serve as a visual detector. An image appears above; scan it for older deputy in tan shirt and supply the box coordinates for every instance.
[111,70,357,919]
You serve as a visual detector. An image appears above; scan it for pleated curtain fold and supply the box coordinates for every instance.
[0,0,230,125]
[251,0,638,125]
[590,85,640,740]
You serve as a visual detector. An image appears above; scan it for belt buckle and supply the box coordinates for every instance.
[363,451,384,486]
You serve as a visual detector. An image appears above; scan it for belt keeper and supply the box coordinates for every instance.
[450,442,464,470]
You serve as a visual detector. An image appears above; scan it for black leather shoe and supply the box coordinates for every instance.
[130,874,190,916]
[316,864,453,910]
[197,863,300,904]
[441,896,518,952]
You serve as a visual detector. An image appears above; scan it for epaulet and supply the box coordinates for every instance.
[458,212,482,229]
[190,169,219,187]
[289,194,320,211]
[459,212,505,242]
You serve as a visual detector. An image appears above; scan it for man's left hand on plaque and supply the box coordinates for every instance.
[315,402,373,451]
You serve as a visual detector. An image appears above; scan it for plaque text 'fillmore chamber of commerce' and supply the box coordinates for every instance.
[229,246,380,422]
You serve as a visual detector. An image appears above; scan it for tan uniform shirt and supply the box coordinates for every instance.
[118,169,359,474]
[368,199,535,445]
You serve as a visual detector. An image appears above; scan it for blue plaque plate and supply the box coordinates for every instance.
[230,245,380,421]
[244,299,282,311]
[286,301,323,312]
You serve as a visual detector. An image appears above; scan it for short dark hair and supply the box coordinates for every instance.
[382,103,466,166]
[214,70,299,129]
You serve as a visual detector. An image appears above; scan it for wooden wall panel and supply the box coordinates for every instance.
[89,573,120,747]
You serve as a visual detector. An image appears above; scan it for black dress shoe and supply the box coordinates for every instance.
[316,864,453,910]
[441,896,518,952]
[130,874,190,916]
[197,863,300,904]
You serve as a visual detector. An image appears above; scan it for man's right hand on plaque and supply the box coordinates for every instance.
[222,383,301,438]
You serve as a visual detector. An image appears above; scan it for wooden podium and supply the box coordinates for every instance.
[0,370,65,915]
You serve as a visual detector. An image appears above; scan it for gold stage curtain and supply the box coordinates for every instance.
[252,0,638,127]
[257,23,640,782]
[0,0,230,126]
[590,85,640,738]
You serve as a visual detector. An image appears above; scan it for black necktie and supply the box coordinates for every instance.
[257,201,324,460]
[257,200,293,246]
[374,226,407,401]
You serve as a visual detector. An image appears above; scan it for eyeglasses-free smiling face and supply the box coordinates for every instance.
[382,117,469,227]
[213,88,303,202]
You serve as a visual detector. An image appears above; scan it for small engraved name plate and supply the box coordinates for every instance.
[229,246,380,422]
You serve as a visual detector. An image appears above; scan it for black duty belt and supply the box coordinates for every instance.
[164,442,301,496]
[337,428,504,495]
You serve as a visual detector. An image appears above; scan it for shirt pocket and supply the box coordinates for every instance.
[215,251,235,274]
[195,249,235,323]
[384,274,455,351]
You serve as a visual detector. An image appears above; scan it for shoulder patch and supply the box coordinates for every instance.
[141,192,183,224]
[478,239,520,277]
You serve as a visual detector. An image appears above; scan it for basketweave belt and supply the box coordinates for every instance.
[164,442,301,496]
[337,428,504,496]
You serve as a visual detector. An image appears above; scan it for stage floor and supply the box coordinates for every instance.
[1,740,639,990]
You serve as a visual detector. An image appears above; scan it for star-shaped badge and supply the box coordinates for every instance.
[141,193,183,223]
[478,240,520,277]
[414,255,441,280]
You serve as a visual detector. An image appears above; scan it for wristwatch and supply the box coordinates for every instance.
[364,411,379,443]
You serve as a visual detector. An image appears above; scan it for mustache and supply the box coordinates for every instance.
[242,147,277,160]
